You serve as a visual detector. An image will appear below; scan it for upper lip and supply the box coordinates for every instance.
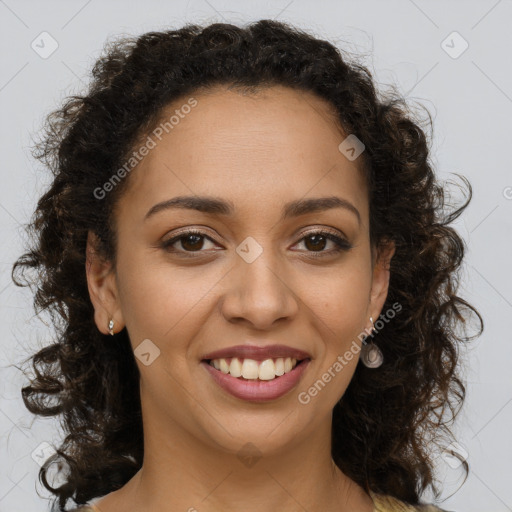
[201,344,312,362]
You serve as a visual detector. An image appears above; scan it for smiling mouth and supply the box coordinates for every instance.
[202,356,310,381]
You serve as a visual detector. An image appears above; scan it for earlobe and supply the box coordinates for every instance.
[85,230,124,335]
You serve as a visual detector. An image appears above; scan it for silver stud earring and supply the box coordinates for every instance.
[360,316,383,368]
[108,319,115,336]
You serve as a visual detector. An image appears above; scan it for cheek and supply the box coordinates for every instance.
[299,268,371,409]
[308,261,372,338]
[116,250,218,349]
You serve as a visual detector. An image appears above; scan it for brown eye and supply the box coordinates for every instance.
[303,233,328,252]
[179,233,205,251]
[161,229,217,255]
[294,230,353,257]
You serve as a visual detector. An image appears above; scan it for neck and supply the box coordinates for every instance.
[98,400,374,512]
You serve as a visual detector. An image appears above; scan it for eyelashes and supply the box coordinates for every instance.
[160,228,353,259]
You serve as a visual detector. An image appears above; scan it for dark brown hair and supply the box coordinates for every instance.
[12,19,483,511]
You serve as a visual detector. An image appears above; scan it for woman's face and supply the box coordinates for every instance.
[87,84,394,457]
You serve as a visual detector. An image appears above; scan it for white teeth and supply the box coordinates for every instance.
[241,359,259,379]
[229,357,242,378]
[209,357,300,380]
[274,358,285,376]
[219,358,230,374]
[258,359,276,381]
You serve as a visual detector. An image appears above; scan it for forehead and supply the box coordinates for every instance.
[119,85,368,222]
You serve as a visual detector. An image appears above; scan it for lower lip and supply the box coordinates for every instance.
[201,359,311,402]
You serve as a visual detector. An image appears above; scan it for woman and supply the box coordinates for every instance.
[13,19,482,512]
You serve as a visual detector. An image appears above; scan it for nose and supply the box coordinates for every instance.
[220,249,299,330]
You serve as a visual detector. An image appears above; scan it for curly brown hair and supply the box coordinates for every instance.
[12,19,483,511]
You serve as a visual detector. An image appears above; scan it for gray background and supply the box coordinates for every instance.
[0,0,511,510]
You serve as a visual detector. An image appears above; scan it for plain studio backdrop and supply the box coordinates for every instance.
[0,1,511,511]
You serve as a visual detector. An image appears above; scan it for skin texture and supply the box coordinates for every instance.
[85,85,395,512]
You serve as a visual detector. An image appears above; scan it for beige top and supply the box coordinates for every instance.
[72,490,451,511]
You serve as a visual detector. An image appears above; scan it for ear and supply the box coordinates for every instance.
[366,239,396,329]
[85,230,124,335]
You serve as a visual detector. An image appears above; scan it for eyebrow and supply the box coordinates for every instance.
[144,195,361,225]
